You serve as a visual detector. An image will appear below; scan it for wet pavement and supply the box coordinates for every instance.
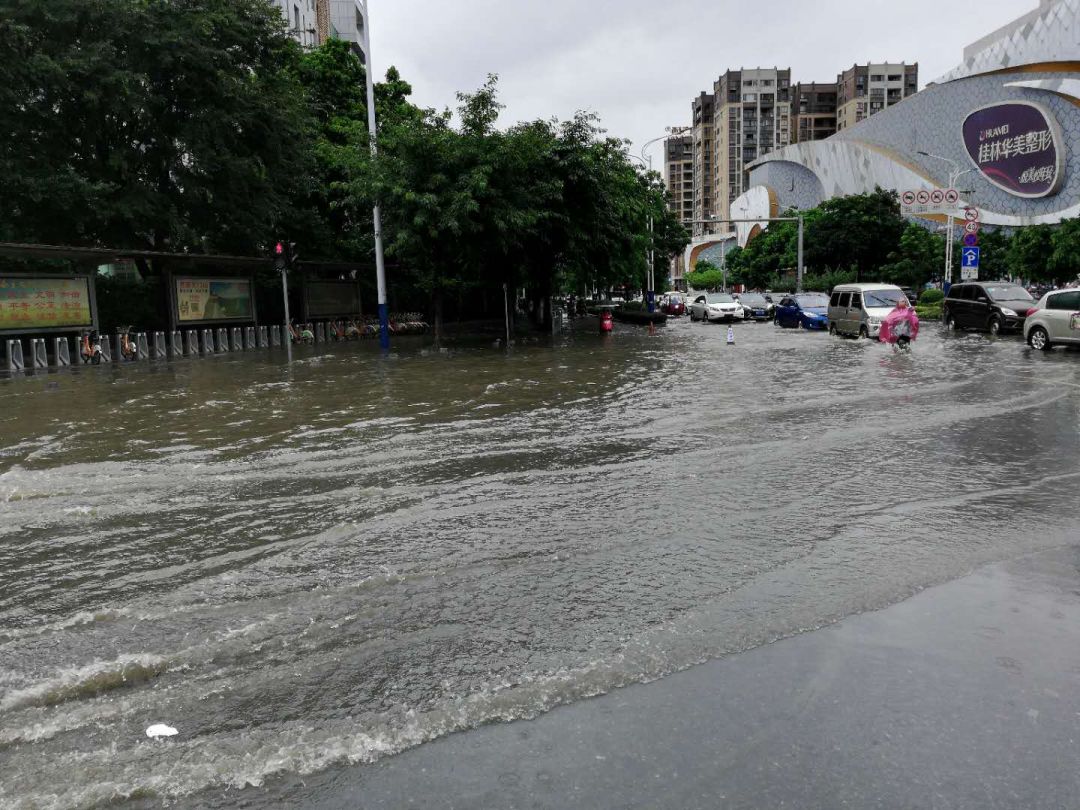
[1,317,1079,808]
[217,548,1080,810]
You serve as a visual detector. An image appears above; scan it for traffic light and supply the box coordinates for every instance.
[273,241,286,271]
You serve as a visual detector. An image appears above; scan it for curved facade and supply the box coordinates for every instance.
[728,0,1080,242]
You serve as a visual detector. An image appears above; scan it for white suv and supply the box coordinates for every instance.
[1024,289,1080,350]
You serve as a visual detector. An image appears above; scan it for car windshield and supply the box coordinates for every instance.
[739,294,766,306]
[864,289,906,308]
[707,293,735,304]
[796,294,829,309]
[985,285,1033,302]
[668,295,683,304]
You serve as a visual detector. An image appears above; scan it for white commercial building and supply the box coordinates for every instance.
[270,0,368,62]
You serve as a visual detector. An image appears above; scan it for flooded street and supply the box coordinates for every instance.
[2,319,1080,808]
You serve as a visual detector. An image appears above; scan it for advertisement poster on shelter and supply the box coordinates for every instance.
[0,276,93,331]
[176,278,254,323]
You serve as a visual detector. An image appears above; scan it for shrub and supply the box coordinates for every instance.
[918,288,944,305]
[916,304,942,321]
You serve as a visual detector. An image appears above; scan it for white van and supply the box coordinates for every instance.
[828,284,908,338]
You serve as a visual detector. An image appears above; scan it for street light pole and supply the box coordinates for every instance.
[917,151,974,287]
[638,128,690,311]
[361,1,390,350]
[693,215,805,291]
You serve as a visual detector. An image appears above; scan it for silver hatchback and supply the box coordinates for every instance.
[1024,289,1080,350]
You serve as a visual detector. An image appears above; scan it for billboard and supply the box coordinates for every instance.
[963,102,1064,198]
[0,275,94,333]
[305,281,362,319]
[175,277,254,323]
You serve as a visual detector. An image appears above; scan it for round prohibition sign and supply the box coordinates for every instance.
[901,191,916,206]
[964,207,980,222]
[916,190,931,205]
[945,189,960,204]
[965,220,981,234]
[930,189,945,205]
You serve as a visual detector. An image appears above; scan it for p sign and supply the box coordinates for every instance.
[961,247,981,271]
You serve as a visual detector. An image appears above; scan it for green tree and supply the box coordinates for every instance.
[686,260,724,290]
[804,189,906,279]
[1006,224,1055,282]
[1049,218,1080,283]
[1,0,312,257]
[879,222,946,288]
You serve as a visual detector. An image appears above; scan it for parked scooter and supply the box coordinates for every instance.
[80,330,103,365]
[118,326,138,361]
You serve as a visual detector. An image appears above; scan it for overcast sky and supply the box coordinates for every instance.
[369,0,1028,163]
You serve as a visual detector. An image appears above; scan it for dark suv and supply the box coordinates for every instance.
[943,281,1035,335]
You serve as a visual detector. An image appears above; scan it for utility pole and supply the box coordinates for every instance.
[275,241,292,363]
[917,151,974,288]
[361,1,390,350]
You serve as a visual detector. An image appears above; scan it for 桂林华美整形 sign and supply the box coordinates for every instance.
[963,102,1064,198]
[0,276,94,332]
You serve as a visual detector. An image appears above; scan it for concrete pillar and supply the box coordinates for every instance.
[6,339,25,371]
[53,337,71,367]
[170,331,183,357]
[245,326,257,350]
[30,338,48,369]
[270,325,281,347]
[216,328,229,353]
[98,335,112,363]
[201,329,215,354]
[136,333,149,360]
[150,332,167,359]
[315,322,326,343]
[230,327,243,352]
[258,325,269,348]
[186,330,200,357]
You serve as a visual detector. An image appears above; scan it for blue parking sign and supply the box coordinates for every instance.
[961,247,980,270]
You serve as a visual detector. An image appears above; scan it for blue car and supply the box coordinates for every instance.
[776,293,831,330]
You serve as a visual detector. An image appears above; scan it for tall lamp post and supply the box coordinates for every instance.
[630,128,691,313]
[917,151,974,287]
[361,1,390,350]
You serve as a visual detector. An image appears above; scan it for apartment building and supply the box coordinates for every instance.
[793,82,838,143]
[664,135,694,230]
[271,0,368,62]
[713,68,793,224]
[691,92,715,236]
[836,63,918,130]
[272,0,320,48]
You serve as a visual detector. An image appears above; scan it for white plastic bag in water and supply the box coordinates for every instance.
[145,724,178,738]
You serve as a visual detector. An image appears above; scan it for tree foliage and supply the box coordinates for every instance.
[1,0,311,255]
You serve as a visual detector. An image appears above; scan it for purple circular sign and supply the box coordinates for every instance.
[963,102,1064,198]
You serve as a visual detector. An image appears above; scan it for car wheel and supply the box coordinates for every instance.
[988,315,1003,336]
[1028,326,1052,351]
[859,325,869,339]
[944,311,958,331]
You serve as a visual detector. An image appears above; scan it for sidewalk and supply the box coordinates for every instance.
[216,547,1080,809]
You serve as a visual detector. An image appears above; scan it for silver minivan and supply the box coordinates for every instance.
[828,283,908,338]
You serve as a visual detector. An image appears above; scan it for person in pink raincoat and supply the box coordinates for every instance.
[879,296,920,348]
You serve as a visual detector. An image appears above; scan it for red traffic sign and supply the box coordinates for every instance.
[945,189,960,204]
[963,233,979,247]
[964,220,981,234]
[964,207,980,222]
[931,190,945,204]
[901,191,916,205]
[916,190,931,204]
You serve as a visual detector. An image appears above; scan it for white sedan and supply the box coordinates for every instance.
[689,293,745,323]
